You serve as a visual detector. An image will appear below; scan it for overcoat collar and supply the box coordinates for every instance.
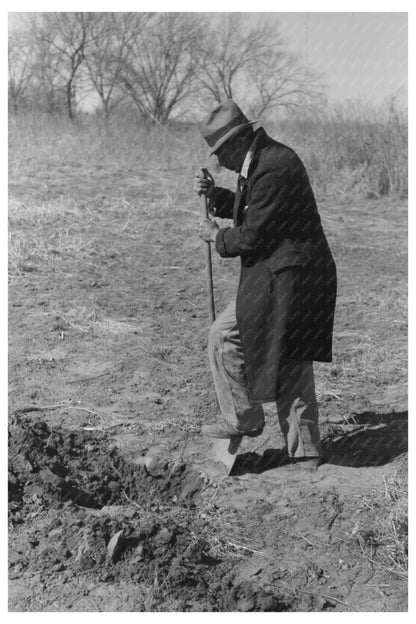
[240,129,262,179]
[240,128,269,180]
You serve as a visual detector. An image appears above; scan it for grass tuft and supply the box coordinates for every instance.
[354,473,408,574]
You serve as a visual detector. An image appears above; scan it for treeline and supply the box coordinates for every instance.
[8,12,324,122]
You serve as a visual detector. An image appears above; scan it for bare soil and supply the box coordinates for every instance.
[8,163,407,611]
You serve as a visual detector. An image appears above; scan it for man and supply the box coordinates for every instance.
[194,99,337,469]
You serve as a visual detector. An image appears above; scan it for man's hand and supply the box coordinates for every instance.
[198,218,219,243]
[194,168,215,198]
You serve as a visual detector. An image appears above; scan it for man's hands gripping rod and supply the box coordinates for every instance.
[194,168,218,323]
[194,169,219,243]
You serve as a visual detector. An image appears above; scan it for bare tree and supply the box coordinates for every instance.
[196,13,324,116]
[196,13,275,104]
[247,50,324,117]
[26,12,96,119]
[30,34,67,114]
[84,13,152,118]
[8,32,36,114]
[118,13,205,124]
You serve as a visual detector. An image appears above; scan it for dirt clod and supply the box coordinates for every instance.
[107,529,126,563]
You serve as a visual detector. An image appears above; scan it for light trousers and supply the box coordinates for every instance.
[208,300,322,458]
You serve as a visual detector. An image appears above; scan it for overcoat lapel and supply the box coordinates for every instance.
[232,181,241,225]
[233,177,248,226]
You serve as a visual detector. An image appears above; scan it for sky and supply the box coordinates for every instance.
[274,12,407,103]
[8,9,408,105]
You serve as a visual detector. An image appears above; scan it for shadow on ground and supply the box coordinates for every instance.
[232,448,289,476]
[231,411,407,475]
[322,410,407,467]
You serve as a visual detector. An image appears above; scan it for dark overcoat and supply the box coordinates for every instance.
[209,129,337,403]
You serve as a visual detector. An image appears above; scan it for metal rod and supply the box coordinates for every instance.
[200,190,216,323]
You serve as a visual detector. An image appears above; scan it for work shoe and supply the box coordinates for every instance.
[201,420,264,439]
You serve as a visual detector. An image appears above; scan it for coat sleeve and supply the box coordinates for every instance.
[215,162,291,258]
[208,187,235,219]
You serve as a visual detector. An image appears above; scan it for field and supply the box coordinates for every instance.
[8,112,408,611]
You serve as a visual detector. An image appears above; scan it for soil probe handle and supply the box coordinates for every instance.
[200,168,216,323]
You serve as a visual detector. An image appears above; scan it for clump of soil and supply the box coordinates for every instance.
[8,414,204,518]
[8,416,288,611]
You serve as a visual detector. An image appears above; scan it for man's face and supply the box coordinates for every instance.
[214,137,245,172]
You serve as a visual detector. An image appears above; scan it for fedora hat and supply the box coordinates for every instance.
[200,99,257,155]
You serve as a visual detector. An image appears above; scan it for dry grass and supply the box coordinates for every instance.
[8,196,98,276]
[314,284,407,410]
[8,227,97,276]
[8,196,80,223]
[8,111,205,179]
[353,473,408,575]
[268,99,407,198]
[9,98,407,199]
